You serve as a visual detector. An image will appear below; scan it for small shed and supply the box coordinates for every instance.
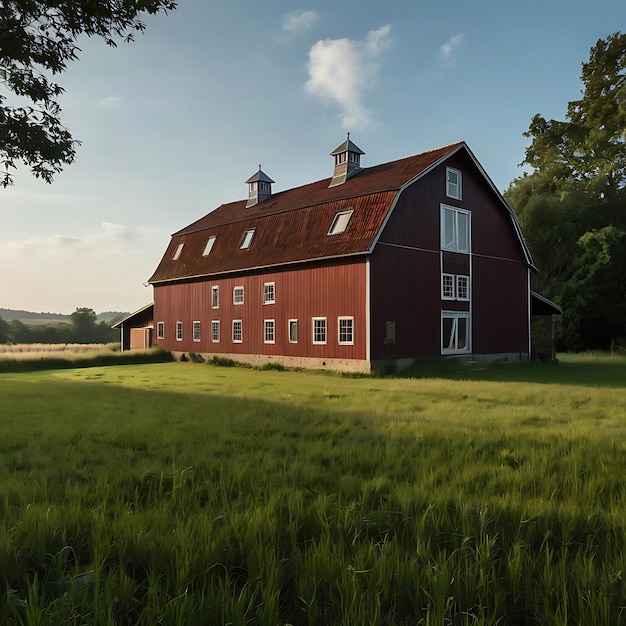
[111,303,154,351]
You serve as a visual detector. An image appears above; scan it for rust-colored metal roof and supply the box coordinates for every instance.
[149,143,465,283]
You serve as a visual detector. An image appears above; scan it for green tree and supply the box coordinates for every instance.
[0,315,9,343]
[506,32,626,350]
[70,307,97,342]
[0,0,176,187]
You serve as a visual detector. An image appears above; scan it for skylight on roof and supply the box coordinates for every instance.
[172,242,184,260]
[203,235,217,256]
[328,210,353,235]
[240,228,255,249]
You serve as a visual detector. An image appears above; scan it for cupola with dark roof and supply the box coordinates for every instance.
[245,166,275,208]
[329,134,365,187]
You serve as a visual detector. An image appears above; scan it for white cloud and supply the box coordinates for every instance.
[439,34,465,62]
[305,25,391,129]
[98,96,122,108]
[282,10,320,36]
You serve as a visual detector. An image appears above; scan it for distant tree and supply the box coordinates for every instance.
[506,32,626,350]
[70,306,97,342]
[9,318,30,343]
[0,315,9,343]
[0,0,176,186]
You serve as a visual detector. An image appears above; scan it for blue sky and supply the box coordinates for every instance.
[1,0,623,314]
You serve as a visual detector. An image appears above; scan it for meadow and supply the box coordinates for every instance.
[1,355,626,624]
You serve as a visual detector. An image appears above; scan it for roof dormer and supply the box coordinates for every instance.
[329,134,364,187]
[245,166,275,208]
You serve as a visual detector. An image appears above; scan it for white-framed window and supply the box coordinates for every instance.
[249,181,257,192]
[442,274,470,301]
[349,151,360,164]
[211,285,219,309]
[157,321,164,340]
[335,152,347,165]
[441,205,470,252]
[233,286,244,305]
[172,242,184,260]
[288,319,298,343]
[442,312,471,355]
[203,235,217,256]
[313,317,327,344]
[456,275,470,301]
[338,317,354,345]
[264,319,275,344]
[259,181,270,192]
[240,228,255,249]
[193,321,201,342]
[328,209,353,235]
[232,320,242,343]
[442,273,455,300]
[176,321,183,341]
[211,320,220,343]
[384,321,396,344]
[446,167,462,200]
[263,282,275,304]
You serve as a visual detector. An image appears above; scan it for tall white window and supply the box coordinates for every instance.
[263,282,275,304]
[446,167,462,200]
[442,274,455,299]
[441,205,470,252]
[313,318,327,344]
[442,274,470,300]
[233,286,244,304]
[176,321,183,341]
[203,236,217,256]
[157,322,164,340]
[338,317,354,345]
[288,319,298,343]
[211,321,220,343]
[240,228,255,249]
[264,320,275,344]
[193,321,201,342]
[232,320,242,343]
[456,275,470,301]
[442,313,471,354]
[212,285,219,309]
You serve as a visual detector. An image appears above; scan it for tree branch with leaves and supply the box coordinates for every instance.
[0,0,176,187]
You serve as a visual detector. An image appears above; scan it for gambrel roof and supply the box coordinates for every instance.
[149,142,533,284]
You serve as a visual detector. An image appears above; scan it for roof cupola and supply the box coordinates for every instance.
[245,166,275,208]
[329,133,364,187]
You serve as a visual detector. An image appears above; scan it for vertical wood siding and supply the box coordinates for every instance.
[153,259,367,360]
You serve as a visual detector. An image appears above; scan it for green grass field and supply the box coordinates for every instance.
[2,356,626,624]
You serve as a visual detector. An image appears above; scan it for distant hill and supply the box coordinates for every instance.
[0,308,128,324]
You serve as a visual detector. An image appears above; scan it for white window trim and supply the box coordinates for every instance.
[263,282,275,305]
[172,242,184,260]
[456,275,470,301]
[288,319,298,344]
[264,319,275,344]
[203,235,217,256]
[157,321,164,340]
[211,285,219,309]
[240,228,255,249]
[176,320,183,341]
[232,320,243,343]
[312,317,327,345]
[233,286,244,305]
[328,209,353,236]
[211,320,220,343]
[338,316,354,345]
[441,273,455,300]
[446,167,462,200]
[441,312,471,355]
[441,204,470,253]
[192,321,201,342]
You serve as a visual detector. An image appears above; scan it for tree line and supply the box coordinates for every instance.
[0,307,120,344]
[505,32,626,352]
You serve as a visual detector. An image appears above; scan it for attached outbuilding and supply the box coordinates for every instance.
[111,303,154,352]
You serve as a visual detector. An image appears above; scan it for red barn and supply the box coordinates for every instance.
[147,138,548,372]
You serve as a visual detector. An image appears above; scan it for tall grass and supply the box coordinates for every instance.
[1,357,626,624]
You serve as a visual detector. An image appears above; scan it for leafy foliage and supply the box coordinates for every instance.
[0,0,176,186]
[506,32,626,351]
